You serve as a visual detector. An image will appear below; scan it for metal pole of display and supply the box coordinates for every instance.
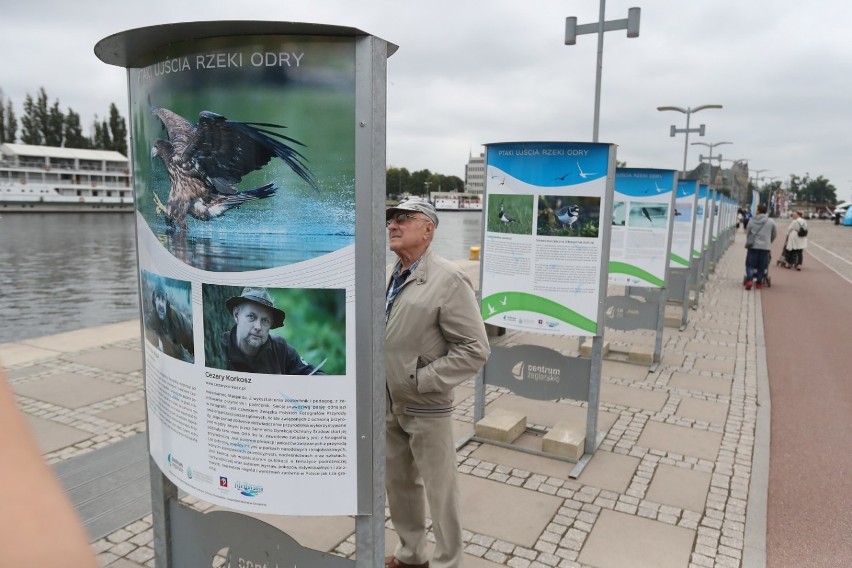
[565,3,641,142]
[701,189,716,290]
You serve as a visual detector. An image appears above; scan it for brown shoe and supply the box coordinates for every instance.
[385,556,429,568]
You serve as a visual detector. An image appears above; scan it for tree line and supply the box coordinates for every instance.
[0,87,127,156]
[386,166,464,199]
[753,173,839,209]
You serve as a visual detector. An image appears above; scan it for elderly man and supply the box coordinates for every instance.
[384,198,490,568]
[221,287,324,375]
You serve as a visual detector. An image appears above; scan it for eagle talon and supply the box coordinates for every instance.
[153,192,168,216]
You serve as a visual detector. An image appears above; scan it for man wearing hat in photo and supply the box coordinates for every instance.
[222,287,325,375]
[383,197,490,568]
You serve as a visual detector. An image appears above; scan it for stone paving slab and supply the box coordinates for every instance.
[645,463,712,512]
[12,372,137,408]
[601,382,669,412]
[669,371,733,396]
[637,420,723,461]
[459,474,562,547]
[96,400,148,426]
[575,449,640,493]
[64,346,144,374]
[676,397,729,425]
[578,509,695,568]
[25,414,92,454]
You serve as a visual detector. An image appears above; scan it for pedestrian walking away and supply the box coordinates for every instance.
[744,203,777,290]
[383,197,490,568]
[783,210,808,270]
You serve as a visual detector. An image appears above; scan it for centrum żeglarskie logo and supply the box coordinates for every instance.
[511,360,561,384]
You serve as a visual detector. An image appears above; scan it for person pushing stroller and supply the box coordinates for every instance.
[744,204,777,290]
[779,210,808,270]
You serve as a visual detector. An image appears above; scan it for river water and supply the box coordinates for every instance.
[0,210,483,344]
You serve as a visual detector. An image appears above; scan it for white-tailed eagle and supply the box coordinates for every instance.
[151,108,318,230]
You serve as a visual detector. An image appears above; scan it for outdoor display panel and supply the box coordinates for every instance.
[671,179,699,269]
[610,168,677,288]
[97,22,394,521]
[693,185,709,261]
[480,141,615,337]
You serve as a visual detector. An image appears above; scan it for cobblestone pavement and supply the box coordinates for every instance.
[1,225,809,567]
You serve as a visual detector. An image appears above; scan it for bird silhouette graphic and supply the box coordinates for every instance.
[556,204,581,229]
[150,107,318,231]
[643,181,665,194]
[487,304,496,315]
[555,172,571,181]
[576,162,597,179]
[498,200,517,223]
[641,207,653,223]
[500,296,508,306]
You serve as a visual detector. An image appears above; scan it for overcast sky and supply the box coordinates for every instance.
[1,0,850,200]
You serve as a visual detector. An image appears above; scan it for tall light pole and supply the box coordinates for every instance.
[720,158,749,203]
[657,104,723,175]
[566,3,641,142]
[750,169,769,189]
[692,141,731,186]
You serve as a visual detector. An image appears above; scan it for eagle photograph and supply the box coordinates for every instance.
[132,38,357,273]
[150,107,318,231]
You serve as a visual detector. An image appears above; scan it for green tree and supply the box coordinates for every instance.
[3,99,16,143]
[108,103,128,155]
[64,110,89,149]
[804,176,836,206]
[20,93,43,144]
[46,100,64,147]
[92,117,112,150]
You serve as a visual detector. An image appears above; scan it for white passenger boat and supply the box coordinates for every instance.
[430,191,483,211]
[0,143,133,212]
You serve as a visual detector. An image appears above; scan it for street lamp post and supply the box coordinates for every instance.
[720,158,749,203]
[692,141,732,186]
[657,104,723,175]
[565,2,641,142]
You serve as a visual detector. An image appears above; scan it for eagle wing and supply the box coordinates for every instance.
[152,108,196,157]
[184,111,318,193]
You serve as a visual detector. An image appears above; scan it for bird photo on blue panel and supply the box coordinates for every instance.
[536,195,601,237]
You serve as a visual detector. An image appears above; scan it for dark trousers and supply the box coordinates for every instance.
[789,248,803,267]
[746,248,771,283]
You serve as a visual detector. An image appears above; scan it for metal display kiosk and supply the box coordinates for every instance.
[666,179,700,330]
[459,141,616,476]
[606,168,677,370]
[96,21,396,567]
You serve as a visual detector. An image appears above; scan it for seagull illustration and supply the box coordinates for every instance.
[500,296,508,306]
[555,172,571,181]
[556,204,581,229]
[576,162,597,179]
[150,107,318,231]
[641,207,653,223]
[643,182,665,194]
[498,200,517,223]
[487,304,496,315]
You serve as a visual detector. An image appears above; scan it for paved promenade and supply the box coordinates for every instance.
[1,229,771,568]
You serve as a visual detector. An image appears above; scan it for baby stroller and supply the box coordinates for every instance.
[776,237,794,269]
[744,252,772,288]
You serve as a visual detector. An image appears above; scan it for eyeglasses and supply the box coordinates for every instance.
[386,213,426,227]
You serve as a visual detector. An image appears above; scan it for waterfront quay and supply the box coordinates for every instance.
[3,220,850,567]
